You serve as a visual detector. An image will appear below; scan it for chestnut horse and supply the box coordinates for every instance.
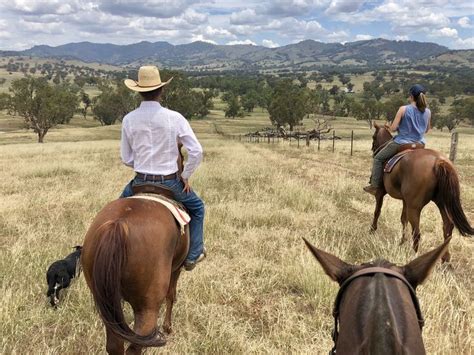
[81,148,189,354]
[304,237,451,354]
[370,123,473,261]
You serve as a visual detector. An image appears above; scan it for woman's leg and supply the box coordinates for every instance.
[369,141,400,187]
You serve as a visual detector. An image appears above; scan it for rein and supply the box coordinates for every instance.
[330,267,424,355]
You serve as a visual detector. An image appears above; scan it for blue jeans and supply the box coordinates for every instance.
[120,176,205,262]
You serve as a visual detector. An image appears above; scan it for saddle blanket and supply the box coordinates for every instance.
[384,149,413,173]
[128,194,191,234]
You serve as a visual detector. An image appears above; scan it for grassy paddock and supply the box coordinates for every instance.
[0,113,473,354]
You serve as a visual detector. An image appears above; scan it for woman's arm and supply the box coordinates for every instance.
[385,106,405,132]
[425,111,431,133]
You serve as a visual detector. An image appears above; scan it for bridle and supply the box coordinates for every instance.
[330,267,424,355]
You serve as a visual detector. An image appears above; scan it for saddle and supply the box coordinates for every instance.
[384,143,425,173]
[129,183,190,236]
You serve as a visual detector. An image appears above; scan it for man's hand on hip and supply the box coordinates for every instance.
[182,178,192,193]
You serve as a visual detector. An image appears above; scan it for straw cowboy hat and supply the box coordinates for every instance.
[124,65,173,92]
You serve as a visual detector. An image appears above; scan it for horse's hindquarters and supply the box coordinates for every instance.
[81,198,188,350]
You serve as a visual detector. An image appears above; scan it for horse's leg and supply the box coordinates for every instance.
[126,309,163,355]
[163,269,182,334]
[106,327,124,355]
[437,203,454,263]
[370,190,385,232]
[399,200,409,245]
[407,207,422,252]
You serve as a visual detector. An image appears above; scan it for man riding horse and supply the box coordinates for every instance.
[364,84,431,195]
[120,65,206,271]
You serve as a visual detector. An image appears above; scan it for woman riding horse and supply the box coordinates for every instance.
[366,85,473,260]
[364,84,430,195]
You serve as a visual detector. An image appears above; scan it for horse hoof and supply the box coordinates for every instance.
[370,226,377,234]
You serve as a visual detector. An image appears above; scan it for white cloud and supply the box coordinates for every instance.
[431,27,458,38]
[229,9,261,25]
[266,0,329,17]
[227,39,257,46]
[262,39,279,48]
[326,0,364,14]
[454,36,474,49]
[202,25,235,39]
[0,30,11,39]
[190,34,217,44]
[355,34,373,41]
[6,0,79,15]
[98,0,199,18]
[457,16,473,29]
[326,30,349,42]
[395,35,409,41]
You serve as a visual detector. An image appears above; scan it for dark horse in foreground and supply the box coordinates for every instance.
[371,123,473,261]
[81,197,189,354]
[304,237,451,355]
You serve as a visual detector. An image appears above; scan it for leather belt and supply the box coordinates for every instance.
[135,172,178,182]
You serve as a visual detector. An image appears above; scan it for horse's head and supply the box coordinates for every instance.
[303,237,451,354]
[372,122,393,154]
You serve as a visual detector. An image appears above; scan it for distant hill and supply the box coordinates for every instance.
[420,49,474,68]
[0,38,458,71]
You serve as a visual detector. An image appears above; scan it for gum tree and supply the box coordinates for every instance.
[8,77,79,143]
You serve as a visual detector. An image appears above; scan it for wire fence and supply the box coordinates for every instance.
[221,128,461,162]
[224,130,358,156]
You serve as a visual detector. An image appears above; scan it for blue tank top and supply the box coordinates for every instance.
[394,105,430,144]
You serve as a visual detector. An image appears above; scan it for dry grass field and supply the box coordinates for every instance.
[0,111,473,354]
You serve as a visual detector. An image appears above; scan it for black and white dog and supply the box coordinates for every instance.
[46,246,82,307]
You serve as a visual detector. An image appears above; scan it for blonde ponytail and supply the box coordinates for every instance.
[416,92,427,112]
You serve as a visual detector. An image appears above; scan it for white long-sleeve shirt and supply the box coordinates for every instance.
[120,101,203,180]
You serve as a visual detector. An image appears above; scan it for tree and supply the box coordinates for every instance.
[352,98,383,128]
[363,81,383,100]
[161,72,214,119]
[268,80,306,131]
[329,85,339,95]
[92,82,140,126]
[80,91,92,119]
[224,94,243,119]
[382,95,404,121]
[8,77,79,142]
[241,90,258,112]
[339,74,350,86]
[0,93,10,110]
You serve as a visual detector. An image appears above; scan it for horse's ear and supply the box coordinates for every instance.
[303,238,354,284]
[73,245,83,251]
[373,121,379,129]
[402,237,451,288]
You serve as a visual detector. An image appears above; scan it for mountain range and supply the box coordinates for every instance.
[2,39,471,71]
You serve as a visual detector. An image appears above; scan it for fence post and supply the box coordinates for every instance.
[332,131,335,152]
[306,135,310,147]
[268,135,270,144]
[449,132,458,162]
[350,130,354,156]
[318,136,320,151]
[297,135,300,148]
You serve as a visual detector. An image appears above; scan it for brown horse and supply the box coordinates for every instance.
[370,123,473,261]
[304,237,451,355]
[81,147,189,354]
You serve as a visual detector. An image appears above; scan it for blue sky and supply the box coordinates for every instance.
[0,0,472,50]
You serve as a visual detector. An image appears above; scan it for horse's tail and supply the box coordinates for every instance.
[90,219,165,347]
[435,159,474,236]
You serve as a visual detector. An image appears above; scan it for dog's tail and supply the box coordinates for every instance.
[90,219,165,347]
